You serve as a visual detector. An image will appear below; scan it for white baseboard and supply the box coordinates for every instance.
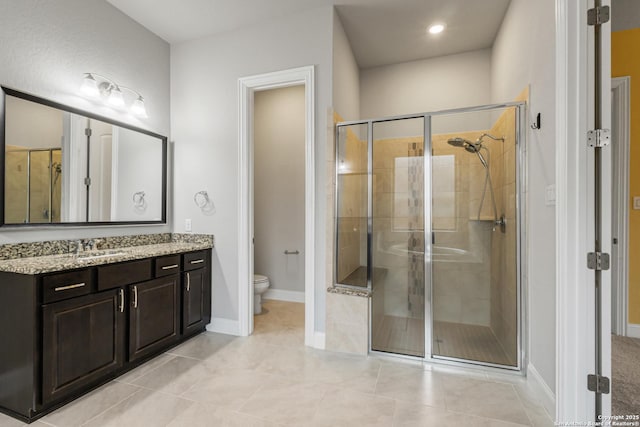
[263,289,305,303]
[206,317,240,336]
[627,323,640,338]
[527,363,556,419]
[313,332,326,350]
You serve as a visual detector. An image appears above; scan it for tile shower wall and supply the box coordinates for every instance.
[370,131,496,330]
[487,108,518,365]
[336,123,367,285]
[431,132,493,327]
[325,291,369,355]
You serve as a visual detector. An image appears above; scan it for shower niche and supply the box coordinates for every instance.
[335,103,524,369]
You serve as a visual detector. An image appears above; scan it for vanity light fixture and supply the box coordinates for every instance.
[428,23,446,34]
[81,73,148,118]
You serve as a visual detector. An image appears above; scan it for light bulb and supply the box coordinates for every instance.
[81,74,100,98]
[130,96,148,118]
[108,87,125,108]
[428,24,445,34]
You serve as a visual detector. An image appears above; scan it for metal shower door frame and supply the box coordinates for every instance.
[335,101,527,372]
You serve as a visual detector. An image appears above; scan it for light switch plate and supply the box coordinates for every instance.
[185,218,192,232]
[634,197,640,210]
[545,184,556,206]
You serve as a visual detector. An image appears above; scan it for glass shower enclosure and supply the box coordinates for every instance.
[335,103,525,369]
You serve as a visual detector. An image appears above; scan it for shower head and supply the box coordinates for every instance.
[447,137,481,153]
[447,137,470,147]
[447,136,488,167]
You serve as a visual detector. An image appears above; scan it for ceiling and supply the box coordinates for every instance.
[106,0,511,68]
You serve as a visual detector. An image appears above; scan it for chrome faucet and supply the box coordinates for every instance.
[72,238,102,255]
[73,240,85,255]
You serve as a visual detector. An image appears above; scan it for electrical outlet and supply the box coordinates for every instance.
[634,197,640,210]
[545,184,556,206]
[185,218,192,232]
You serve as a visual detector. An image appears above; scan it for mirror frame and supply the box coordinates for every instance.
[0,86,167,227]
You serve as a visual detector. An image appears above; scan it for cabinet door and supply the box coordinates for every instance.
[42,289,125,405]
[129,276,179,362]
[183,268,207,336]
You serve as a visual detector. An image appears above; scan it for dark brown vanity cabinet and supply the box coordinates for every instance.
[129,276,180,362]
[182,250,211,336]
[42,288,126,405]
[0,248,211,423]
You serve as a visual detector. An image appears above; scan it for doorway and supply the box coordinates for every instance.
[237,66,316,345]
[252,85,305,338]
[611,77,630,338]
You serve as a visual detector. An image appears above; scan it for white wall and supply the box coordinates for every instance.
[171,6,333,328]
[254,86,306,295]
[332,10,360,121]
[611,0,640,32]
[0,0,170,242]
[360,49,492,121]
[492,0,557,394]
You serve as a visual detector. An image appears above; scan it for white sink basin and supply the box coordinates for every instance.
[75,250,126,261]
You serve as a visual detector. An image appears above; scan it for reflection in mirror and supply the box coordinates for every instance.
[5,96,63,223]
[2,88,166,225]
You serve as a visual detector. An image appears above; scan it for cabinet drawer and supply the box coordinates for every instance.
[155,255,181,277]
[183,251,207,271]
[42,269,92,304]
[98,259,152,291]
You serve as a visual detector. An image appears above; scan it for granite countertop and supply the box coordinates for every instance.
[0,235,214,275]
[327,285,371,298]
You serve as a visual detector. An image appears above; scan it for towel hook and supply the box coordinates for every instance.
[194,190,216,215]
[133,191,146,206]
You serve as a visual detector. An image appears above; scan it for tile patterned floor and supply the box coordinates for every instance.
[0,300,554,426]
[433,321,515,366]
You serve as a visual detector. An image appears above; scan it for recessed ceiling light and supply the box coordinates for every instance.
[428,24,445,35]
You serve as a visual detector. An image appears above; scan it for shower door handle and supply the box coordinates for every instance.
[432,232,435,245]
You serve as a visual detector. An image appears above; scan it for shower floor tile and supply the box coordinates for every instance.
[433,321,515,366]
[372,315,425,357]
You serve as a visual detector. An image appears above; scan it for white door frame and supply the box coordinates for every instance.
[556,0,612,421]
[238,66,315,345]
[611,76,630,337]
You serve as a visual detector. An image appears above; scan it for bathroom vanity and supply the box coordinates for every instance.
[0,235,213,423]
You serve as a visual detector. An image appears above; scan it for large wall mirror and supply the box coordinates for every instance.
[1,87,167,226]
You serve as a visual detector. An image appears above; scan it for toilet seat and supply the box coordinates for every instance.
[254,274,269,284]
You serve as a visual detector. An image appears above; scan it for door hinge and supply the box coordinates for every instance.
[587,374,610,394]
[84,128,92,137]
[587,252,610,271]
[587,129,611,148]
[587,6,610,26]
[84,177,91,186]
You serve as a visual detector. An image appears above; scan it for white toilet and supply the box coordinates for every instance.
[253,274,270,314]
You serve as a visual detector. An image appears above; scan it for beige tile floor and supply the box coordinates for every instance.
[0,300,553,427]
